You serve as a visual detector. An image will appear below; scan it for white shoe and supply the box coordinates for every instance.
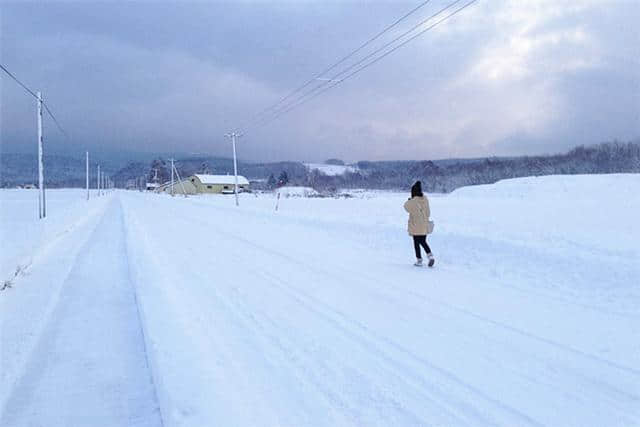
[414,258,423,267]
[427,253,435,267]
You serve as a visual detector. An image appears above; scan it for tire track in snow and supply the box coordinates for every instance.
[185,192,639,318]
[196,222,541,426]
[120,197,349,426]
[206,216,639,376]
[258,266,638,424]
[197,213,639,425]
[119,193,640,425]
[122,197,478,425]
[189,265,462,426]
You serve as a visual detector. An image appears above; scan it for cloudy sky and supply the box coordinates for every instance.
[1,0,639,162]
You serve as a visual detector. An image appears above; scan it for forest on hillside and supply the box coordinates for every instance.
[2,141,639,193]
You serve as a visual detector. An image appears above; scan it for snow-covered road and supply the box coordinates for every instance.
[1,175,639,426]
[1,199,162,426]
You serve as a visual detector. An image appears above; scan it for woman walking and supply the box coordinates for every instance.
[403,181,435,267]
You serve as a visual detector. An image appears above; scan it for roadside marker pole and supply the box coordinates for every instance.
[37,91,46,219]
[170,158,175,196]
[86,151,89,200]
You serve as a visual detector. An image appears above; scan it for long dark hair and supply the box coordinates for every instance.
[411,181,423,198]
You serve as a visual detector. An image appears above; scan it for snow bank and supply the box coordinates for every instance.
[0,190,112,412]
[446,174,639,261]
[276,186,319,197]
[0,189,104,280]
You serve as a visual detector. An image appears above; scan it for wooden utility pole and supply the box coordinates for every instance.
[37,91,46,218]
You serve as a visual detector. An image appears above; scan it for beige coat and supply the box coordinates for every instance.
[404,196,431,236]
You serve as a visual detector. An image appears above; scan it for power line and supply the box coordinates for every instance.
[238,0,434,130]
[245,0,465,131]
[251,0,471,130]
[0,63,39,99]
[0,63,68,137]
[42,102,68,137]
[249,0,478,131]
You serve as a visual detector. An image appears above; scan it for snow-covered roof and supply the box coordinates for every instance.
[193,174,250,186]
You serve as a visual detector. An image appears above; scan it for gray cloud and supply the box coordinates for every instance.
[1,0,638,162]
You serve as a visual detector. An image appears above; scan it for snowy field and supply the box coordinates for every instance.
[1,175,639,426]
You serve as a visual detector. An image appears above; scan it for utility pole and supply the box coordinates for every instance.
[37,91,46,219]
[173,162,188,197]
[224,132,242,206]
[170,158,175,196]
[86,151,89,200]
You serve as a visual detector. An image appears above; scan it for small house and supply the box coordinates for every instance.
[189,174,250,194]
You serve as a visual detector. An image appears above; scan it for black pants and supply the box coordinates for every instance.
[413,235,431,259]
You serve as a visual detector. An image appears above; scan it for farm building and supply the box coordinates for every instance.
[188,174,250,194]
[158,179,198,195]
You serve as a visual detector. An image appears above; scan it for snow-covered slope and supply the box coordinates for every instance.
[305,163,358,176]
[1,175,638,426]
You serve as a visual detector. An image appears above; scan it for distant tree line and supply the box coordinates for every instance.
[287,141,640,193]
[2,141,638,191]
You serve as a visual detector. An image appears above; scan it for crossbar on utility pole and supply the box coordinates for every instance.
[224,132,242,206]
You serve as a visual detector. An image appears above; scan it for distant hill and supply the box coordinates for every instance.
[345,142,640,192]
[2,141,638,192]
[0,153,125,188]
